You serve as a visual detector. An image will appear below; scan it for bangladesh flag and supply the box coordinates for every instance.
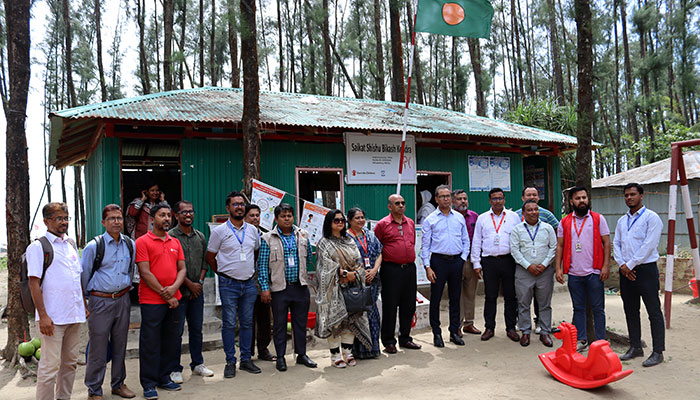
[414,0,495,39]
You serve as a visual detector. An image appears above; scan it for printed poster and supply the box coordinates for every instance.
[468,155,511,192]
[490,157,511,191]
[299,201,331,245]
[250,179,285,230]
[344,132,417,184]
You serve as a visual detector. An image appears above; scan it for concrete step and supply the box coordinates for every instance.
[125,332,223,359]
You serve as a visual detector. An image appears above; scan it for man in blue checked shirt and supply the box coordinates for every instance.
[257,203,318,372]
[422,185,470,348]
[613,183,665,367]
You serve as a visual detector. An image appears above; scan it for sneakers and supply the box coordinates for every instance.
[224,362,236,378]
[576,340,589,353]
[157,382,181,392]
[143,388,158,400]
[192,364,214,377]
[169,371,183,384]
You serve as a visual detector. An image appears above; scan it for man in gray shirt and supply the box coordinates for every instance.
[509,200,557,347]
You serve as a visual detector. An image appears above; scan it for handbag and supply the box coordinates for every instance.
[341,276,373,314]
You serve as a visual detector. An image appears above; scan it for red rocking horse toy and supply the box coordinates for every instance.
[539,322,633,389]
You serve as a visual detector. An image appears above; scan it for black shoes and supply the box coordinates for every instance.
[433,334,445,348]
[240,360,261,374]
[620,347,644,361]
[642,352,664,367]
[296,354,318,368]
[223,362,236,378]
[276,357,287,371]
[449,333,465,346]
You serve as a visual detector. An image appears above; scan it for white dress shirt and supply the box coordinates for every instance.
[471,208,520,269]
[613,206,663,270]
[26,232,86,324]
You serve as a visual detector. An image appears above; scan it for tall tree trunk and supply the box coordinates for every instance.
[405,0,424,104]
[154,0,161,91]
[547,0,564,104]
[613,0,622,173]
[95,0,107,101]
[163,0,174,91]
[468,38,486,116]
[2,0,31,364]
[304,0,316,94]
[322,0,332,95]
[138,0,151,93]
[511,0,524,102]
[210,0,216,85]
[240,0,261,195]
[63,0,77,107]
[199,0,205,86]
[620,0,640,166]
[228,0,240,87]
[389,0,404,102]
[575,0,593,189]
[179,0,187,88]
[259,0,272,90]
[638,9,655,162]
[276,0,284,91]
[374,0,385,100]
[73,166,86,246]
[557,0,574,103]
[283,0,296,92]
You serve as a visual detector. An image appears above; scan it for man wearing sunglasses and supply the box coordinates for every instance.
[374,194,422,354]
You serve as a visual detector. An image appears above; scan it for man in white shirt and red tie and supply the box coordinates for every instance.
[613,183,665,367]
[471,188,521,342]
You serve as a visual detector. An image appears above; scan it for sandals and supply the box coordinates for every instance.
[342,349,357,367]
[331,353,347,368]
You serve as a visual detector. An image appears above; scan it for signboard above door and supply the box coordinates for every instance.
[344,132,417,184]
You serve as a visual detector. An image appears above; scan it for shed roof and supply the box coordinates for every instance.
[592,151,700,188]
[49,87,581,167]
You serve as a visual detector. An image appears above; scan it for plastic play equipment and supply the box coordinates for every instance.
[539,322,633,389]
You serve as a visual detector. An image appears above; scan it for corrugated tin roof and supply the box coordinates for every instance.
[50,87,578,145]
[592,151,700,188]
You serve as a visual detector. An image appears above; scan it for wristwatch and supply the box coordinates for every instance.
[342,270,348,278]
[199,279,205,285]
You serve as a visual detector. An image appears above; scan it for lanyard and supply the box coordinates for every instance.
[227,220,247,245]
[573,215,587,239]
[278,228,296,251]
[627,208,646,231]
[524,222,540,244]
[491,212,505,234]
[351,228,368,255]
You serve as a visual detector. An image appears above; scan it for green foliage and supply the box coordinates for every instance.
[0,256,7,272]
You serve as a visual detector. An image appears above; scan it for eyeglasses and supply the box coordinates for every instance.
[333,218,346,224]
[393,201,406,206]
[179,210,195,215]
[48,216,71,222]
[231,202,246,208]
[436,195,451,199]
[490,197,505,202]
[105,216,124,222]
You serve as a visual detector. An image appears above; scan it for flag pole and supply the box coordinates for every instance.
[396,0,420,196]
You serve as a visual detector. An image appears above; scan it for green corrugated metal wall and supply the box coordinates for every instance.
[85,137,121,239]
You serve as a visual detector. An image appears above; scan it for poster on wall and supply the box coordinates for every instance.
[250,179,286,230]
[299,201,331,245]
[468,156,511,192]
[344,132,417,184]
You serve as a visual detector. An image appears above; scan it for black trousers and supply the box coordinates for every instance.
[481,255,518,331]
[620,262,665,353]
[139,304,180,390]
[380,262,417,346]
[429,255,463,335]
[251,295,273,356]
[270,284,310,357]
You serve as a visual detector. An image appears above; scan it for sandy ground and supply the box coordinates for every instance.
[1,267,699,399]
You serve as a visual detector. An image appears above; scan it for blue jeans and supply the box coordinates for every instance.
[567,273,606,342]
[174,294,205,371]
[218,276,257,364]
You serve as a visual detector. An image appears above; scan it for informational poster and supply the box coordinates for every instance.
[468,156,511,192]
[490,157,511,191]
[468,156,491,191]
[414,226,431,286]
[299,201,331,245]
[344,132,417,184]
[250,179,285,230]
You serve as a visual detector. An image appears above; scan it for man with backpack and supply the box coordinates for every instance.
[80,204,137,400]
[27,202,87,400]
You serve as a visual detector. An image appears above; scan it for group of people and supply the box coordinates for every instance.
[26,182,666,400]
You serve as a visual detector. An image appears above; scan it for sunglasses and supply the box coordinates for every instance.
[333,218,346,224]
[393,201,406,206]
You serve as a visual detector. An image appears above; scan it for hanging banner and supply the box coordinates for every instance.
[344,132,417,184]
[250,179,286,230]
[299,201,331,245]
[468,155,511,192]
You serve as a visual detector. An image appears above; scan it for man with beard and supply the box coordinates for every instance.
[206,192,261,378]
[245,204,277,362]
[135,204,187,399]
[168,201,214,382]
[28,202,87,400]
[613,183,665,367]
[451,189,481,336]
[555,186,611,352]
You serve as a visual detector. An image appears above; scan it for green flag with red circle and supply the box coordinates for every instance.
[414,0,495,39]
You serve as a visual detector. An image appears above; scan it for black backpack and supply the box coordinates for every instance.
[88,235,135,283]
[19,236,77,314]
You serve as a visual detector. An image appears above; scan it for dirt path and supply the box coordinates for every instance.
[1,268,698,399]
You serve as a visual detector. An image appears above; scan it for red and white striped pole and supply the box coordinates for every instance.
[396,0,420,195]
[664,145,679,328]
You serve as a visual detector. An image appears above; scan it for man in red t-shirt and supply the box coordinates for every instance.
[135,204,186,399]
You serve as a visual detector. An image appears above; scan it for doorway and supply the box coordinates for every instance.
[121,139,182,211]
[295,168,344,220]
[416,171,451,225]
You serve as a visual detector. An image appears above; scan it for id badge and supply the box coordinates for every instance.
[364,257,371,268]
[494,235,500,246]
[239,252,247,261]
[575,242,582,253]
[531,248,537,258]
[288,257,296,266]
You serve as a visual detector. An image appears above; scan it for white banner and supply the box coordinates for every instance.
[299,201,331,245]
[250,179,285,230]
[344,132,417,184]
